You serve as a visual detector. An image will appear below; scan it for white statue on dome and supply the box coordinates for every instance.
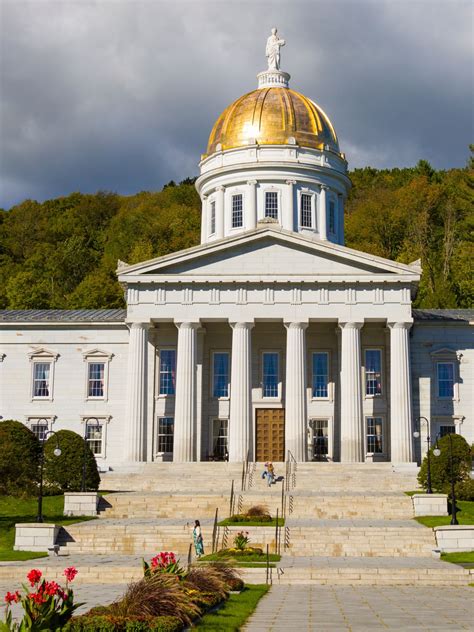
[266,27,285,71]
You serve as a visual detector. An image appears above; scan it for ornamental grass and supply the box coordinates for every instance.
[183,567,229,602]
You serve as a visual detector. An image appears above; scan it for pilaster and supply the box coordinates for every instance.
[215,185,225,240]
[247,180,258,231]
[319,185,328,241]
[283,180,296,231]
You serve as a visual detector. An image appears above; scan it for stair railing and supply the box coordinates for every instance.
[286,449,297,491]
[229,479,235,518]
[211,507,219,554]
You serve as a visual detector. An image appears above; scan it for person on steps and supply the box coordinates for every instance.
[193,519,204,558]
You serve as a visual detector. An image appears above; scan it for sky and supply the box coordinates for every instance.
[0,0,472,209]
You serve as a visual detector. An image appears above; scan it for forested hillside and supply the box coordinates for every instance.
[0,161,472,310]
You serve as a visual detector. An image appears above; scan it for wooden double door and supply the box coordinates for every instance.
[255,408,285,462]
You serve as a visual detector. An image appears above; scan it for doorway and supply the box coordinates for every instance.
[255,408,285,461]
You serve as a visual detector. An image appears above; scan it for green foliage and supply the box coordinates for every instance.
[1,161,472,310]
[63,614,183,631]
[0,421,40,496]
[417,434,471,494]
[455,478,474,501]
[43,430,100,493]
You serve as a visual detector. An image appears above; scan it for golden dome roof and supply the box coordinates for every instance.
[206,87,340,157]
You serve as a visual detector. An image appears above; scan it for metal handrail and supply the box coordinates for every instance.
[286,449,297,491]
[211,508,219,554]
[229,479,234,518]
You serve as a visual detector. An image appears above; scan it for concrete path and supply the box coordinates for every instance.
[243,585,474,631]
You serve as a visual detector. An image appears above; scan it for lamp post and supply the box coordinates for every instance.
[37,428,61,523]
[433,433,459,526]
[413,416,433,494]
[82,417,100,492]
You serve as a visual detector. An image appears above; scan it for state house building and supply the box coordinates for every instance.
[1,40,472,468]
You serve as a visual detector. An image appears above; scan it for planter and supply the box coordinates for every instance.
[412,493,448,516]
[14,523,60,552]
[64,492,99,516]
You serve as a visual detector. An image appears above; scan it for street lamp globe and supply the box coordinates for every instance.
[53,447,62,457]
[433,447,441,457]
[413,431,420,439]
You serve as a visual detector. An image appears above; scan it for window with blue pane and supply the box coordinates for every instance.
[437,363,454,398]
[312,353,329,398]
[213,352,229,398]
[159,349,176,395]
[365,349,382,396]
[262,352,279,397]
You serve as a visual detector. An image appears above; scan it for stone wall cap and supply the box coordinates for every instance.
[433,525,474,531]
[412,493,448,498]
[15,523,58,528]
[64,492,99,496]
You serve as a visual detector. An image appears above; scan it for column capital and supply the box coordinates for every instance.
[320,184,329,191]
[127,321,153,331]
[285,179,297,186]
[247,179,258,186]
[284,321,309,330]
[387,321,413,330]
[174,321,201,330]
[215,185,225,192]
[338,321,364,330]
[229,321,254,330]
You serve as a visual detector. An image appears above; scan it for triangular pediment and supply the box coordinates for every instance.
[118,228,420,281]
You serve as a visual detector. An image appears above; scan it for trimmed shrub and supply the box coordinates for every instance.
[454,478,474,501]
[64,614,182,631]
[43,429,100,493]
[0,419,40,496]
[418,434,471,494]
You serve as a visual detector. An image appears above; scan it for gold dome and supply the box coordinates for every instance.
[206,87,340,157]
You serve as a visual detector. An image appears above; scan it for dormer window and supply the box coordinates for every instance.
[265,191,278,219]
[232,194,243,228]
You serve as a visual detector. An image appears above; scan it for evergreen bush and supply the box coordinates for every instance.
[454,478,474,501]
[0,419,40,496]
[43,429,100,493]
[418,434,471,494]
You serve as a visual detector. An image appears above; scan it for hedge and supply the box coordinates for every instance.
[418,433,471,494]
[0,419,40,496]
[43,429,100,493]
[63,615,182,631]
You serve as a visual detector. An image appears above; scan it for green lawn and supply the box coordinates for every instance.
[218,518,285,527]
[194,584,269,630]
[415,500,474,528]
[0,495,96,561]
[198,552,280,567]
[441,551,474,568]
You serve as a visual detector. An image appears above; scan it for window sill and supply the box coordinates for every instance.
[311,397,332,402]
[155,394,176,400]
[212,396,230,401]
[31,397,53,402]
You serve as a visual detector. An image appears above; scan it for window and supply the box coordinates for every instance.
[265,191,278,219]
[159,350,176,395]
[329,200,336,234]
[31,422,49,442]
[210,200,216,235]
[231,194,243,228]
[437,363,454,398]
[33,362,51,398]
[311,419,328,459]
[365,349,382,396]
[262,352,279,397]
[87,363,105,398]
[157,417,174,453]
[439,425,455,438]
[300,193,313,228]
[366,417,383,453]
[86,423,103,456]
[312,352,329,398]
[212,419,228,459]
[213,352,229,398]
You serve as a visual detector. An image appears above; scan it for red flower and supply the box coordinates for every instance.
[4,591,20,605]
[63,567,77,582]
[28,592,46,605]
[27,569,42,587]
[44,581,61,597]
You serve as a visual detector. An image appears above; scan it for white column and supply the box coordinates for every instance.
[319,185,328,241]
[173,322,199,462]
[337,194,345,245]
[285,322,308,461]
[339,321,364,462]
[124,322,150,462]
[247,180,257,231]
[283,180,296,231]
[215,185,225,240]
[389,322,414,463]
[229,322,254,462]
[200,195,208,244]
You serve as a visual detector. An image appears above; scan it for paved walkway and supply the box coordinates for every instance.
[243,585,474,631]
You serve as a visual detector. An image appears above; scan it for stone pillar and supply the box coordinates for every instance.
[283,180,296,231]
[285,322,308,461]
[173,322,200,462]
[229,322,254,462]
[389,322,414,463]
[200,195,208,243]
[339,321,364,462]
[215,185,225,240]
[337,194,345,245]
[125,322,150,462]
[319,185,328,241]
[247,180,257,231]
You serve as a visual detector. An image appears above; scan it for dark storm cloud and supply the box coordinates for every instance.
[0,0,472,209]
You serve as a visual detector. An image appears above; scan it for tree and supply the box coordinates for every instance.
[0,420,40,496]
[43,430,100,493]
[418,434,471,494]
